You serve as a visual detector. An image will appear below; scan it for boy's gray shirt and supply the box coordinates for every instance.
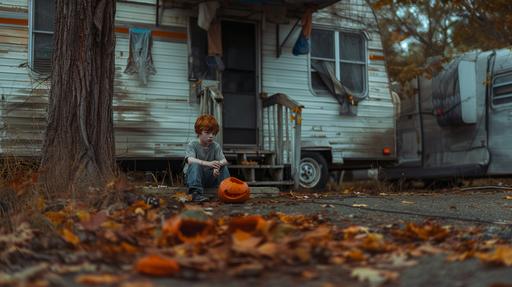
[183,140,226,173]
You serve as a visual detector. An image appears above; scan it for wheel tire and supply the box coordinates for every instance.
[299,152,329,190]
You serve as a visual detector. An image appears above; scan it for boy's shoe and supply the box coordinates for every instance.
[191,193,209,203]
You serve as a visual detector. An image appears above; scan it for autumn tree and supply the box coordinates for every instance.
[40,0,116,197]
[369,0,512,83]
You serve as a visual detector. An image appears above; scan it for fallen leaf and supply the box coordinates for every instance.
[343,225,369,239]
[0,263,48,285]
[360,233,390,253]
[476,245,512,266]
[135,255,180,276]
[80,211,108,231]
[228,262,264,277]
[120,281,154,287]
[61,228,80,245]
[304,225,331,240]
[345,249,366,262]
[172,192,192,203]
[351,267,398,287]
[232,230,263,253]
[175,254,219,271]
[504,195,512,200]
[51,263,97,274]
[392,222,449,242]
[75,274,122,285]
[352,204,368,208]
[388,253,418,268]
[257,242,279,258]
[301,269,318,280]
[76,210,91,222]
[44,211,67,226]
[400,200,415,204]
[409,243,444,256]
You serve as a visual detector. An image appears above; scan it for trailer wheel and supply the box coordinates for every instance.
[299,152,328,190]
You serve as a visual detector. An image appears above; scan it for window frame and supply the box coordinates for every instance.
[28,0,55,75]
[308,27,369,98]
[491,70,512,108]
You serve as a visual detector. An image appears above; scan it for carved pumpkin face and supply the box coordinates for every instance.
[162,209,213,244]
[218,177,250,203]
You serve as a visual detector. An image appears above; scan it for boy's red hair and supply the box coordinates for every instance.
[194,114,220,135]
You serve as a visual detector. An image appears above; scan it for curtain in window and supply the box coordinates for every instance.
[311,61,357,115]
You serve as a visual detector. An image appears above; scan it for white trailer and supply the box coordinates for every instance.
[0,0,396,189]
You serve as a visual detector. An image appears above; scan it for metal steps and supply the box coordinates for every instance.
[224,148,292,187]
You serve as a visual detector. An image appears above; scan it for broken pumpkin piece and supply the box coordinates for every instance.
[162,209,213,244]
[135,254,180,277]
[229,215,268,234]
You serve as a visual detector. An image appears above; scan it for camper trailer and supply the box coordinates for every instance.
[0,0,396,189]
[382,48,512,181]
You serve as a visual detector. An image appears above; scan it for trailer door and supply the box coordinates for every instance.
[488,70,512,174]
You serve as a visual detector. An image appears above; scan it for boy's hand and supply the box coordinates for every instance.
[206,160,222,170]
[213,168,220,177]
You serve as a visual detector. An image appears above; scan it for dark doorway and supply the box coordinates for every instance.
[221,21,257,146]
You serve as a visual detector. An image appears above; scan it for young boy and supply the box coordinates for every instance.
[184,114,229,202]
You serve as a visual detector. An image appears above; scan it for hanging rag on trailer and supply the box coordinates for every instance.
[124,27,156,85]
[311,61,362,115]
[198,1,220,30]
[292,8,313,55]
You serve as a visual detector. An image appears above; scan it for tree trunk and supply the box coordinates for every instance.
[40,0,116,197]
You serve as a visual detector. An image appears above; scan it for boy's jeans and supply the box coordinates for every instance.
[186,163,230,195]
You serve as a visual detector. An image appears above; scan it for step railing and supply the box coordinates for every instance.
[261,93,303,189]
[198,81,223,146]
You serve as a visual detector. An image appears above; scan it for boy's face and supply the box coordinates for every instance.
[198,130,215,146]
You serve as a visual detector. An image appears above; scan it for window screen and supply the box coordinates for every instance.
[32,0,55,74]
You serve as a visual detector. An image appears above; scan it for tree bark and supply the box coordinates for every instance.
[40,0,116,197]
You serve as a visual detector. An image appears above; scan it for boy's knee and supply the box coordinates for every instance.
[187,163,202,172]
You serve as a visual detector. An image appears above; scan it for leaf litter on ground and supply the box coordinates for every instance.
[2,188,512,286]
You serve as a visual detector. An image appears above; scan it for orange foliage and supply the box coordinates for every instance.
[135,255,180,276]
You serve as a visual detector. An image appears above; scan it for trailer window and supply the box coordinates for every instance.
[30,0,55,74]
[310,29,367,96]
[492,72,512,106]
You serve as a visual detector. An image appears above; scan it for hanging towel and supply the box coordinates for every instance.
[124,27,156,85]
[208,18,223,55]
[198,1,220,31]
[301,8,313,38]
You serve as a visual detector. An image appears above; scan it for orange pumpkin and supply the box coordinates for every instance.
[218,177,251,203]
[162,209,213,244]
[135,254,180,276]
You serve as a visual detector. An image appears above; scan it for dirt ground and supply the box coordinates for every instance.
[2,180,512,287]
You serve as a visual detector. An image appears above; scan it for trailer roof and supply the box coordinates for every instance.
[161,0,340,16]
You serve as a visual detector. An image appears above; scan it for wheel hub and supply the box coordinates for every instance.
[299,157,321,188]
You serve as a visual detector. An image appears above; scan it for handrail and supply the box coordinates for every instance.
[262,93,304,110]
[261,92,303,189]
